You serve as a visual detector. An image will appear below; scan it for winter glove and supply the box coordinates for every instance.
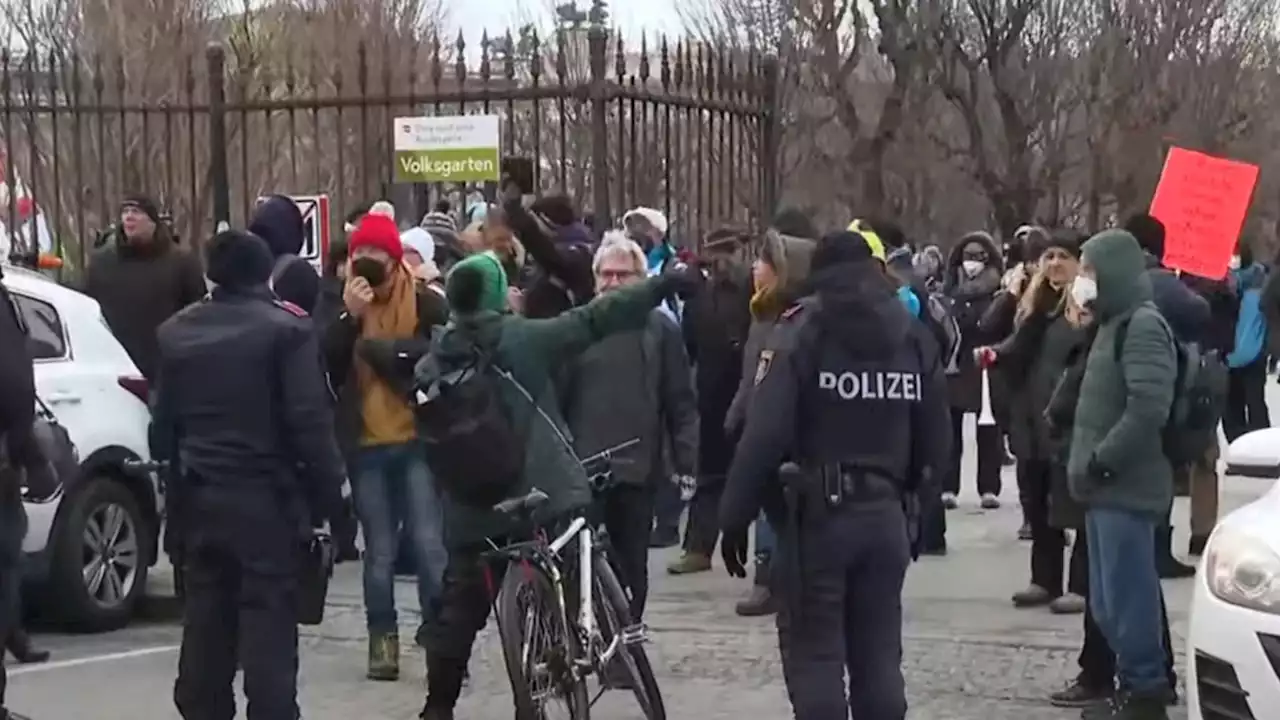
[1086,454,1116,484]
[720,526,749,579]
[657,261,703,299]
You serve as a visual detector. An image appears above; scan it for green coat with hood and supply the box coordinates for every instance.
[1067,230,1177,519]
[419,252,676,548]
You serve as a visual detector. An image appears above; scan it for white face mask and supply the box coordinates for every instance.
[1070,275,1098,308]
[1229,255,1242,270]
[961,260,984,277]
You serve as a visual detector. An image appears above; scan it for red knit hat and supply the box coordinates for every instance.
[349,213,404,261]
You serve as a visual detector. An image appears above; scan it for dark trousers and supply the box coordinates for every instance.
[920,489,947,551]
[0,489,25,710]
[1022,460,1065,595]
[684,475,725,556]
[943,409,1002,496]
[599,485,654,621]
[652,477,683,540]
[1224,356,1271,443]
[1071,525,1176,692]
[173,543,300,720]
[424,547,504,712]
[776,503,909,720]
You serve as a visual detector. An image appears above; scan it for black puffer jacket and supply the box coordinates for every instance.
[943,231,1005,411]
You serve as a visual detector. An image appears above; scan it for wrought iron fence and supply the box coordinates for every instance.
[0,27,779,276]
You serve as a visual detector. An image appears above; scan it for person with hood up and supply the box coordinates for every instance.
[940,230,1005,510]
[499,185,595,319]
[321,209,450,682]
[718,228,951,720]
[560,232,698,622]
[977,233,1088,613]
[674,227,754,579]
[1224,239,1270,442]
[1068,229,1177,720]
[249,194,322,314]
[1123,213,1211,575]
[414,251,700,720]
[705,224,813,616]
[912,245,946,292]
[82,194,206,382]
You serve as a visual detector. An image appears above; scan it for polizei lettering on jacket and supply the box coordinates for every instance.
[818,370,922,402]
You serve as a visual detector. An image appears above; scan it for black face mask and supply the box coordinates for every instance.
[352,257,387,287]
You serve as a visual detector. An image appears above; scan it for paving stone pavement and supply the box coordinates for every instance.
[14,411,1276,718]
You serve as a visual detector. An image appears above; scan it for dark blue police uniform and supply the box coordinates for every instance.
[151,230,344,720]
[721,232,951,720]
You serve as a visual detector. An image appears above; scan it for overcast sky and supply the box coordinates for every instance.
[448,0,685,43]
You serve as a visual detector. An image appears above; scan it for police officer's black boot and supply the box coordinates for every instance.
[6,628,49,665]
[735,560,777,617]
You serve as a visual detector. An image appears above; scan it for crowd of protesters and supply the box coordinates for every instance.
[8,183,1274,720]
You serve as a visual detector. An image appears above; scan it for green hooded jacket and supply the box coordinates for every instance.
[426,272,670,548]
[1067,229,1177,519]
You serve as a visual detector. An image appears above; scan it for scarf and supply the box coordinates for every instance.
[355,265,419,447]
[749,285,784,320]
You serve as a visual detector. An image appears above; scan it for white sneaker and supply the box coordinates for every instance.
[980,493,1001,509]
[941,492,958,509]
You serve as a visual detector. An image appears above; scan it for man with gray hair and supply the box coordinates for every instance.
[560,231,699,624]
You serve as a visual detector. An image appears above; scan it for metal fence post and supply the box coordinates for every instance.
[588,27,610,234]
[760,55,781,227]
[206,43,230,235]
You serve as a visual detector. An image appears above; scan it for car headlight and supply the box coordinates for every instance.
[1205,528,1280,614]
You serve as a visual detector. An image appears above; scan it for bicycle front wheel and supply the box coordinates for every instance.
[497,561,591,720]
[594,556,666,720]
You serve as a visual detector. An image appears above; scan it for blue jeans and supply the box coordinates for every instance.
[353,442,448,636]
[1085,507,1166,693]
[754,512,776,562]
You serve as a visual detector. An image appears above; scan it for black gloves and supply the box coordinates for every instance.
[657,261,703,299]
[720,527,749,579]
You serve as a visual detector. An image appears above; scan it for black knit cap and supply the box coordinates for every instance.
[121,194,160,223]
[204,229,274,289]
[1040,230,1082,259]
[811,229,873,271]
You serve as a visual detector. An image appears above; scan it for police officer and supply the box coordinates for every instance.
[720,229,951,720]
[151,230,345,720]
[0,263,44,720]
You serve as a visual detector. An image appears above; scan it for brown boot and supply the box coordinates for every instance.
[735,561,778,617]
[367,632,401,681]
[666,552,711,575]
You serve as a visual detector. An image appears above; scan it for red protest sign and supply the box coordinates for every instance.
[1149,147,1259,280]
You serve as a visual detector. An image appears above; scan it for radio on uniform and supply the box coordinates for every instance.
[818,370,922,402]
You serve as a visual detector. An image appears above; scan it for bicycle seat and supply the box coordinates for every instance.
[493,488,551,516]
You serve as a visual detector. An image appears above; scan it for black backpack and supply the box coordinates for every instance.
[413,333,568,508]
[911,286,963,375]
[1113,305,1228,466]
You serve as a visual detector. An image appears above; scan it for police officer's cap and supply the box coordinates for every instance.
[205,229,275,289]
[812,229,873,271]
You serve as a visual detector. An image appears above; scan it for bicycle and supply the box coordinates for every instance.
[486,438,666,720]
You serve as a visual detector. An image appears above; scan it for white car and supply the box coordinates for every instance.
[1188,428,1280,720]
[4,264,161,631]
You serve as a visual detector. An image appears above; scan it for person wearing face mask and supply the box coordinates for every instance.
[1224,239,1270,442]
[321,210,450,682]
[1061,229,1179,719]
[1123,213,1214,573]
[940,231,1006,511]
[976,233,1088,613]
[623,206,683,324]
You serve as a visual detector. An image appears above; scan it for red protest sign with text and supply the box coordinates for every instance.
[1149,147,1259,280]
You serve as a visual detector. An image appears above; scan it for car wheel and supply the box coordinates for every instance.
[47,476,152,632]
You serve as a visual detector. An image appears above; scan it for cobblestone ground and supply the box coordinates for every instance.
[13,415,1274,718]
